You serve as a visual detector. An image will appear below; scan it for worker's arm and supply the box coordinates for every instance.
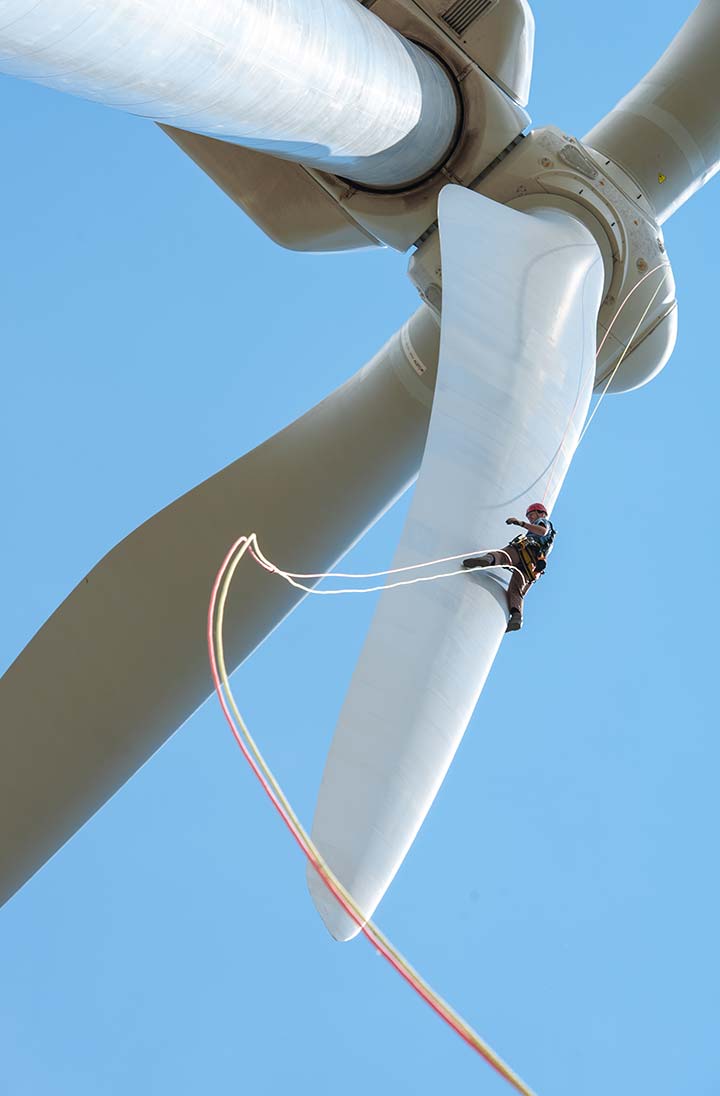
[505,517,548,535]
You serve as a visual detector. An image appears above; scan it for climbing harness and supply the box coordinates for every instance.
[510,520,556,583]
[510,537,545,583]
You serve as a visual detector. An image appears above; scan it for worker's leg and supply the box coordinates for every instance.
[462,552,497,569]
[503,546,527,631]
[507,570,526,613]
[463,545,526,630]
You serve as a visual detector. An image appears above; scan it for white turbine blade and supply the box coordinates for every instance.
[584,0,720,223]
[0,0,456,189]
[0,309,440,908]
[308,186,604,941]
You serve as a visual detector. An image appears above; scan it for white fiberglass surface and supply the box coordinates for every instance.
[0,0,457,186]
[309,186,604,940]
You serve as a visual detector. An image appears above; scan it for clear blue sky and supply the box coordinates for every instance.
[1,4,718,1094]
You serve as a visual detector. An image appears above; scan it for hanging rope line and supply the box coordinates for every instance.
[250,540,491,580]
[208,533,538,1096]
[541,261,670,505]
[248,537,523,595]
[595,261,669,360]
[578,267,669,444]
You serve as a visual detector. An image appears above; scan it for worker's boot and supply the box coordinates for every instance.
[505,610,522,633]
[462,553,495,569]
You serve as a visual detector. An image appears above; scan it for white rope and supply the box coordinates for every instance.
[251,542,490,580]
[250,540,525,596]
[579,267,670,445]
[595,261,669,360]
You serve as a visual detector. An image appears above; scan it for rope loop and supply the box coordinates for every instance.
[208,533,539,1096]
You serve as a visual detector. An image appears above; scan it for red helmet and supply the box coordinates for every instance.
[526,502,548,517]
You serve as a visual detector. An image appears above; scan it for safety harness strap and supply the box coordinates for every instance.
[511,520,556,583]
[514,540,540,584]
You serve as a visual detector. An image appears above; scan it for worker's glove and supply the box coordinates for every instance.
[506,517,521,526]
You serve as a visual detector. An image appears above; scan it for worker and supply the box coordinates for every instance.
[462,503,556,632]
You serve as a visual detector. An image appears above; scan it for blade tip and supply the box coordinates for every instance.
[306,863,363,943]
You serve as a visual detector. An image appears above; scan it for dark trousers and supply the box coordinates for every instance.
[489,544,531,616]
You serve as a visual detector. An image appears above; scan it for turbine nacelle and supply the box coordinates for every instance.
[161,0,535,254]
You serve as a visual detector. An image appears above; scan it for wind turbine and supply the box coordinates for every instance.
[0,0,718,953]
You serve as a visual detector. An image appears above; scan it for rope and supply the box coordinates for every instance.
[208,533,538,1096]
[578,268,669,445]
[251,541,497,579]
[595,261,669,361]
[541,261,670,505]
[248,538,526,595]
